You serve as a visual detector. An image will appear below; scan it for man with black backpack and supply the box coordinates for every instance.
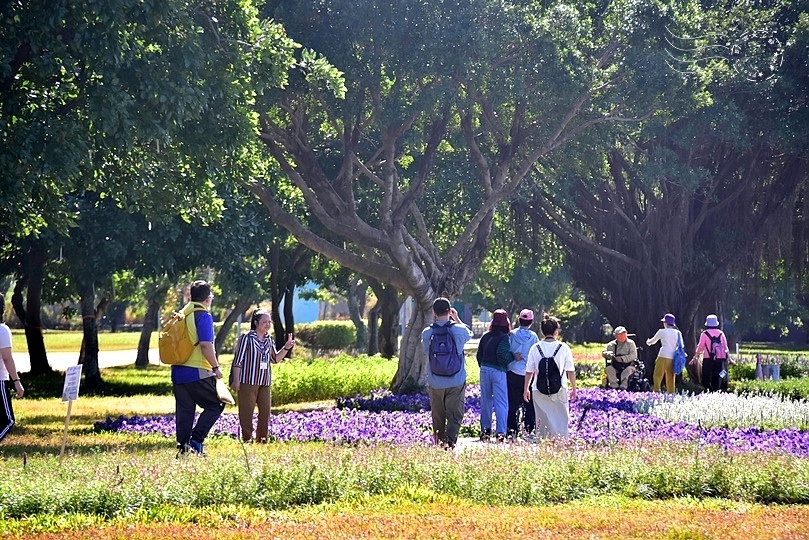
[421,297,473,448]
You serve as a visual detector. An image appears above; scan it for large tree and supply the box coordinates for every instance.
[514,2,809,365]
[248,0,697,392]
[1,0,297,370]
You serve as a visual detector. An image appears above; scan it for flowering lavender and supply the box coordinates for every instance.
[94,386,809,457]
[336,389,431,412]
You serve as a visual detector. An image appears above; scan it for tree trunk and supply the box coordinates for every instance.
[367,303,380,355]
[136,284,169,368]
[348,275,368,352]
[390,307,430,394]
[79,297,108,364]
[280,281,295,352]
[215,297,252,355]
[11,245,52,375]
[78,281,103,391]
[368,279,402,359]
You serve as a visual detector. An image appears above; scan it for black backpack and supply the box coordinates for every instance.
[535,343,563,395]
[429,321,464,377]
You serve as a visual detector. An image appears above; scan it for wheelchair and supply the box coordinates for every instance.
[601,346,652,392]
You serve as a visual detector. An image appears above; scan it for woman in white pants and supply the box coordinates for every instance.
[523,313,576,439]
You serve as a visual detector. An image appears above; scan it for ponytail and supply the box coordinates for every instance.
[539,313,560,337]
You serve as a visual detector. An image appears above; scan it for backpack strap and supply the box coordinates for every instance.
[431,320,454,330]
[536,342,563,360]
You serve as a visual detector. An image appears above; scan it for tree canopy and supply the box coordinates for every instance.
[248,0,710,391]
[515,1,809,356]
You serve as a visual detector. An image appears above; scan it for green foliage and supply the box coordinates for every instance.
[732,379,809,402]
[0,0,298,239]
[267,354,397,404]
[294,321,356,351]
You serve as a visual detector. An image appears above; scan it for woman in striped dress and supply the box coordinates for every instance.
[230,309,294,442]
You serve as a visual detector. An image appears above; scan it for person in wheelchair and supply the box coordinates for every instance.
[602,326,638,390]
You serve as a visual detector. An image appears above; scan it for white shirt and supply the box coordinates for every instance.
[646,327,682,359]
[0,323,12,380]
[526,339,574,392]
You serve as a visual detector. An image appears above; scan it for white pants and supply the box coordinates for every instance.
[532,389,570,439]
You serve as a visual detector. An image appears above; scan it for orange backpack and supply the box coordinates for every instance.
[158,307,206,365]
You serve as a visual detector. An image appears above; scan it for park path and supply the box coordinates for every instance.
[15,349,161,373]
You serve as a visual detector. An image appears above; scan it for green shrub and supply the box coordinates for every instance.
[732,378,809,401]
[729,362,756,381]
[294,321,356,351]
[270,353,397,403]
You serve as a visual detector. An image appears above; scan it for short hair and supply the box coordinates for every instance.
[250,309,270,330]
[190,280,212,302]
[539,313,560,337]
[0,292,4,323]
[432,297,451,316]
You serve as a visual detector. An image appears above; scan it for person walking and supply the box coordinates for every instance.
[690,314,731,392]
[523,314,576,439]
[646,313,682,394]
[0,293,24,442]
[476,309,513,442]
[508,309,539,440]
[172,280,225,456]
[603,326,638,390]
[230,309,294,442]
[421,297,473,449]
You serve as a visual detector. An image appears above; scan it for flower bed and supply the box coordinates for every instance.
[94,387,809,457]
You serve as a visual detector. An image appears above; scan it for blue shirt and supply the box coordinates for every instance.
[421,319,473,389]
[171,310,215,384]
[509,327,539,375]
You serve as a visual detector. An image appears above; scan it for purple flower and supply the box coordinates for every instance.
[94,387,809,457]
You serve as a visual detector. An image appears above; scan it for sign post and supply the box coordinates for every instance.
[59,365,83,464]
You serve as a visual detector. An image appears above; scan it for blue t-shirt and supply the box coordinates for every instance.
[421,320,473,389]
[171,310,215,384]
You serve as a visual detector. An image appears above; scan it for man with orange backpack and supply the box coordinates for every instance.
[171,280,225,456]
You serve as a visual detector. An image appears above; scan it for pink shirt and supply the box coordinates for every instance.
[695,329,728,359]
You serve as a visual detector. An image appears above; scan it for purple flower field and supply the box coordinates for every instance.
[94,387,809,457]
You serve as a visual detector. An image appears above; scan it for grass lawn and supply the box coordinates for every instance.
[4,352,809,539]
[11,329,155,353]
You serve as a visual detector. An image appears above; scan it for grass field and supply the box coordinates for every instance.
[3,343,809,539]
[11,329,156,353]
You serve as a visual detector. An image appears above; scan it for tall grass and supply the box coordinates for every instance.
[2,439,809,527]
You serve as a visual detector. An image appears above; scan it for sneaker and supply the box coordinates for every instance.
[495,432,506,443]
[188,439,206,456]
[479,429,491,442]
[520,432,536,443]
[175,443,189,458]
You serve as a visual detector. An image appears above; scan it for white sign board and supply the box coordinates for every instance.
[61,364,83,402]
